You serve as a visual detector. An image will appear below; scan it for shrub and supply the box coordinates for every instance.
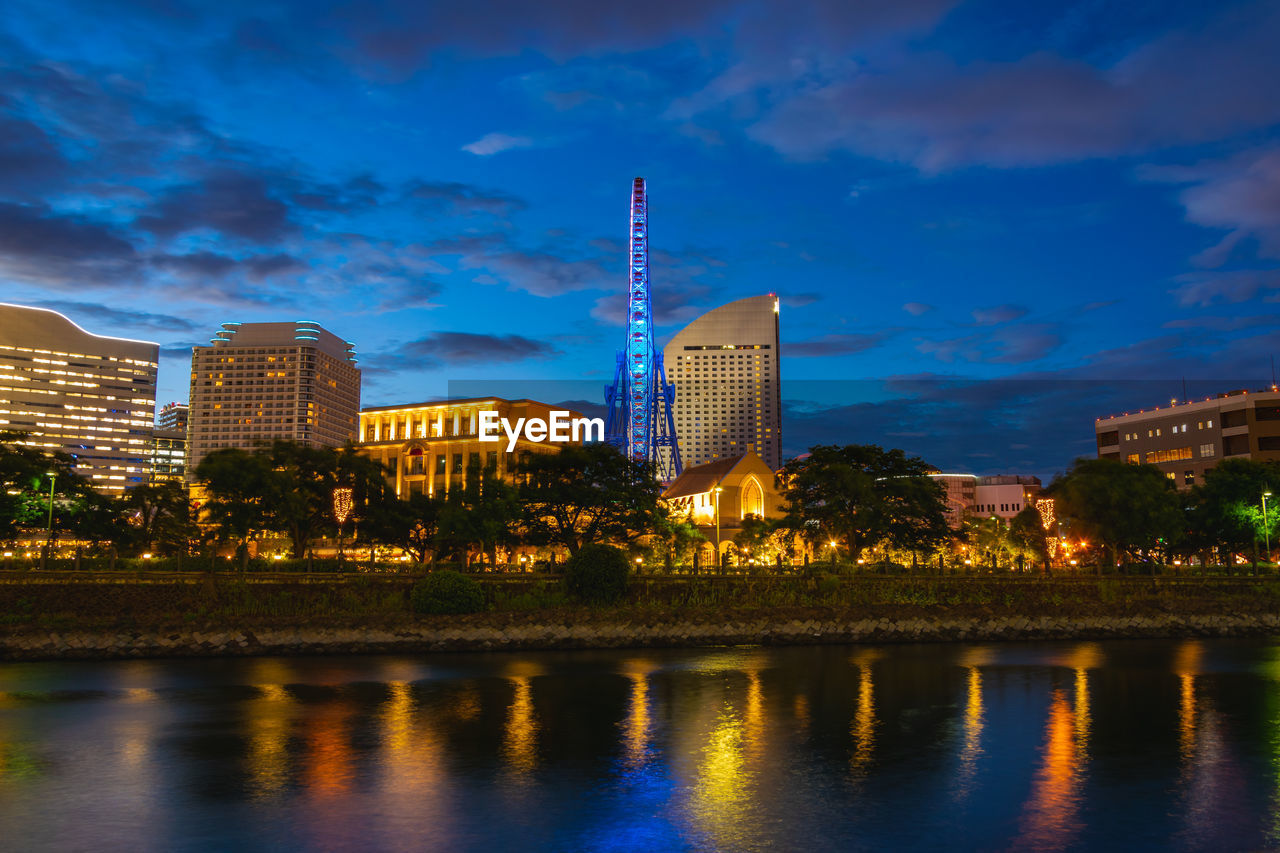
[410,571,485,615]
[565,544,630,604]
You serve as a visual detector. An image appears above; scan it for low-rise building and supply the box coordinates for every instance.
[928,472,1041,525]
[1095,388,1280,488]
[150,428,186,484]
[358,397,589,497]
[661,451,784,561]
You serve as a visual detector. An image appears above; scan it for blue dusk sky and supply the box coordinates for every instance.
[1,0,1278,479]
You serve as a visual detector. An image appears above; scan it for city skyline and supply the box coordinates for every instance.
[2,1,1278,479]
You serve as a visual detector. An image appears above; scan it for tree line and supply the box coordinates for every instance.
[2,427,1276,572]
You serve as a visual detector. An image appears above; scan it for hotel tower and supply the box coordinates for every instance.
[187,321,361,476]
[663,294,782,469]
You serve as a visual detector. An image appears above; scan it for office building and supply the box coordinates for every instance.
[187,321,360,476]
[358,397,587,497]
[1095,388,1280,488]
[150,428,186,483]
[157,402,189,432]
[0,303,157,492]
[663,294,782,470]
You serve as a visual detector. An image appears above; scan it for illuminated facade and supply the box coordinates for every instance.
[358,397,586,497]
[929,472,1041,527]
[662,451,784,559]
[0,302,157,492]
[150,428,186,483]
[663,295,782,469]
[1095,387,1280,488]
[187,321,360,477]
[156,401,188,431]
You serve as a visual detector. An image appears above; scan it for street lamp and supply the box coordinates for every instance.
[40,470,56,570]
[713,486,723,573]
[1264,491,1273,566]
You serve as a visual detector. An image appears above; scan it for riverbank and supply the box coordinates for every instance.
[3,573,1280,660]
[4,610,1280,660]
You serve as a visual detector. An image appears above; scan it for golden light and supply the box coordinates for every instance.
[142,553,152,559]
[332,487,354,525]
[1036,498,1055,531]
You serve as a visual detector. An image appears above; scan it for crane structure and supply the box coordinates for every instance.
[604,177,682,482]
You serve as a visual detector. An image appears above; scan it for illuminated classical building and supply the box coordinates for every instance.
[358,397,589,497]
[1095,387,1280,488]
[663,294,782,470]
[661,451,784,562]
[0,302,157,492]
[187,321,360,477]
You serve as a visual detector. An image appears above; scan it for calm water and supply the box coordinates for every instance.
[2,640,1280,851]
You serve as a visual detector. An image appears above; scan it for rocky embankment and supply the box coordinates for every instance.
[5,611,1279,661]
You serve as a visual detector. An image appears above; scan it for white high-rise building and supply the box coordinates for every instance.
[0,303,158,492]
[663,294,782,470]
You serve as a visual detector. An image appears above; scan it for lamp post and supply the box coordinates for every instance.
[713,486,723,574]
[1264,491,1273,566]
[40,471,56,570]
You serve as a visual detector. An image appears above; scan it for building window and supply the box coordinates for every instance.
[1145,447,1193,463]
[1200,444,1215,458]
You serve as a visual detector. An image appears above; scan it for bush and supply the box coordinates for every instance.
[565,544,630,604]
[410,570,485,615]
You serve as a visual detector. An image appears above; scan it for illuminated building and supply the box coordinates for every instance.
[1095,387,1280,488]
[358,397,587,497]
[150,428,186,483]
[187,321,360,477]
[156,401,188,432]
[0,302,157,492]
[663,294,782,469]
[661,451,784,562]
[928,472,1041,526]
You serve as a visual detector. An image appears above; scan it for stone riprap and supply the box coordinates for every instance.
[4,612,1279,661]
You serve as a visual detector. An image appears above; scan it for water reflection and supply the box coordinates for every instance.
[503,662,542,779]
[850,650,879,774]
[4,640,1280,851]
[954,646,992,798]
[1014,643,1098,851]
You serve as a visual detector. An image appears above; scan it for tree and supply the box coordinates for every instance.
[519,444,665,555]
[125,481,199,555]
[1051,457,1183,570]
[0,430,81,543]
[1009,504,1050,572]
[1186,458,1280,570]
[194,448,275,566]
[438,458,520,567]
[364,491,442,565]
[777,444,950,563]
[732,515,775,566]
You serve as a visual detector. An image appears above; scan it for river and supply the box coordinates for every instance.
[2,639,1279,851]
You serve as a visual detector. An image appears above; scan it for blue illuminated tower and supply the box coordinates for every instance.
[604,177,682,481]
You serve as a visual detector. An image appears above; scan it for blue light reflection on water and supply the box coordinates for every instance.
[2,639,1280,851]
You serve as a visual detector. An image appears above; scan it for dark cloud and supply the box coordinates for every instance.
[403,180,526,216]
[384,332,560,369]
[971,304,1028,325]
[0,201,138,286]
[788,333,889,357]
[32,300,199,333]
[136,171,296,242]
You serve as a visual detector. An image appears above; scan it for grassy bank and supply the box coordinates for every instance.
[2,573,1278,633]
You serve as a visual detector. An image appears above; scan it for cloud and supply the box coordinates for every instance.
[461,132,535,156]
[784,291,822,307]
[32,300,200,333]
[971,304,1028,325]
[403,180,526,216]
[743,3,1280,171]
[788,332,889,357]
[902,301,933,316]
[136,171,296,242]
[917,324,1062,364]
[1170,268,1280,306]
[0,201,139,287]
[392,331,560,367]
